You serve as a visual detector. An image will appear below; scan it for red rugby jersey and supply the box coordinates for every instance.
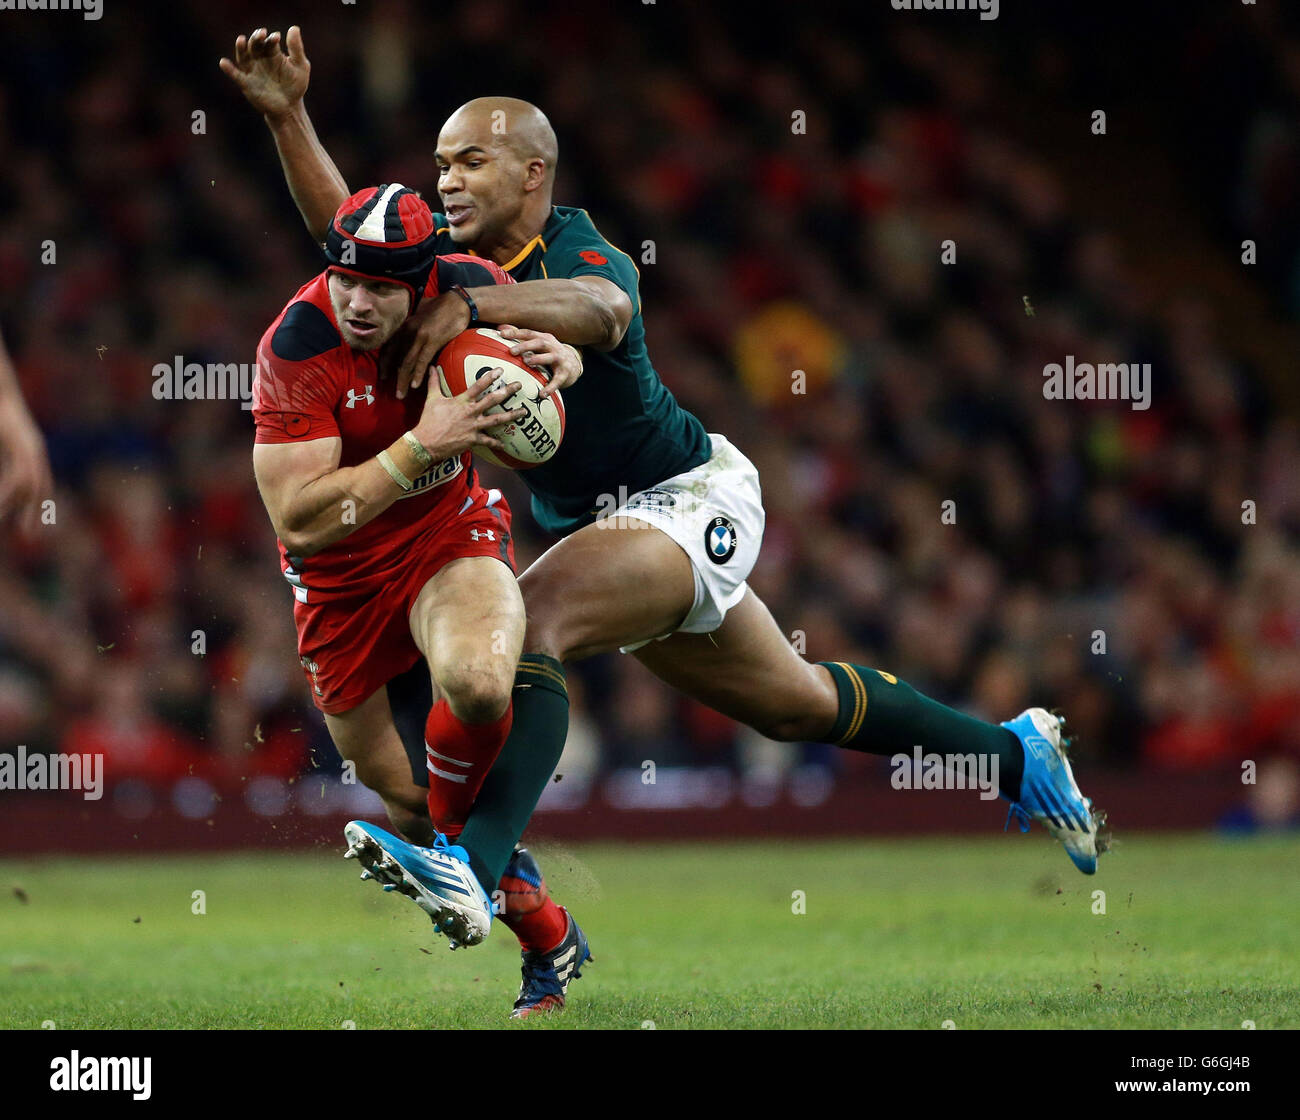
[252,253,512,601]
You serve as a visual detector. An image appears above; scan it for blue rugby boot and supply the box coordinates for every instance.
[343,820,493,948]
[1001,708,1105,874]
[510,908,593,1020]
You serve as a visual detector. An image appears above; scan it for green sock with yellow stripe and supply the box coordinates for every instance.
[818,662,1024,799]
[457,654,569,895]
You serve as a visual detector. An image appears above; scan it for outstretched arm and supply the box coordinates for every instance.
[219,26,349,242]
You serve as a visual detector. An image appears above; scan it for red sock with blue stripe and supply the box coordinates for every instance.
[496,848,570,953]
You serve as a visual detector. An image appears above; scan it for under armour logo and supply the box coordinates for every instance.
[345,385,375,408]
[470,528,496,542]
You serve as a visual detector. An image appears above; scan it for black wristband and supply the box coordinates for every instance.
[450,284,479,324]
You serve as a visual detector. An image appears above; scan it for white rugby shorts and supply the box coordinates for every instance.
[609,434,764,651]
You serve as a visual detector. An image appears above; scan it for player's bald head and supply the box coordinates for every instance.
[440,97,558,182]
[435,98,557,252]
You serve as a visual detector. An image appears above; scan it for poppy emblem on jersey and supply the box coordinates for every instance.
[705,516,737,564]
[284,414,311,437]
[578,250,608,265]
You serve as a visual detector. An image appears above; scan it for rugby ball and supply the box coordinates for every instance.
[435,327,565,470]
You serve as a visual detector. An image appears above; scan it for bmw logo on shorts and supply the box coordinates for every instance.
[705,516,737,564]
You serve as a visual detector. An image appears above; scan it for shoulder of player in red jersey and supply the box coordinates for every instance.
[253,273,350,444]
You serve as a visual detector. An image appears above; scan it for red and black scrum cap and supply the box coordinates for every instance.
[323,183,438,304]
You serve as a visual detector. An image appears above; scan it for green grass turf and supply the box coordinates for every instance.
[1,833,1297,1029]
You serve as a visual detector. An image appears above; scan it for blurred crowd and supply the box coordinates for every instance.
[1,1,1298,802]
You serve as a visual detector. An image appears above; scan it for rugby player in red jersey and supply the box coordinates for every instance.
[227,26,1103,1019]
[252,182,587,954]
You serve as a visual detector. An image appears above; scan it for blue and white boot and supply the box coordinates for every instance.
[343,821,493,948]
[1001,708,1105,875]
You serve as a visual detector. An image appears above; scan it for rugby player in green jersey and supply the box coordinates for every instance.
[223,26,1104,1017]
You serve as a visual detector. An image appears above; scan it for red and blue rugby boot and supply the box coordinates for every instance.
[510,903,593,1020]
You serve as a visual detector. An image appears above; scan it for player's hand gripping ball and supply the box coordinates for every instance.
[435,328,565,469]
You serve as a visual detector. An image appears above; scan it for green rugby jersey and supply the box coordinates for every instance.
[431,205,710,536]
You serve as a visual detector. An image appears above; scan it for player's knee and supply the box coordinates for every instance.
[449,684,511,725]
[747,694,832,743]
[750,666,840,743]
[756,713,825,743]
[439,663,513,724]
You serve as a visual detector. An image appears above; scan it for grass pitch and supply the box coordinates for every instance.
[2,834,1297,1029]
